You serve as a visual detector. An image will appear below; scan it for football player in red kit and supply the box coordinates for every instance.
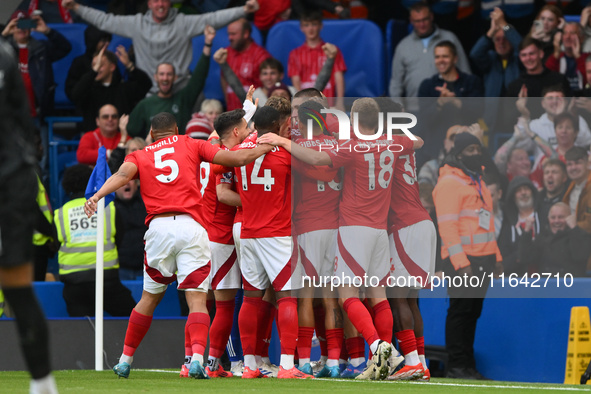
[84,112,272,379]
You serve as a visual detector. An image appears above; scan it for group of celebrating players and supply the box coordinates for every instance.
[84,86,436,382]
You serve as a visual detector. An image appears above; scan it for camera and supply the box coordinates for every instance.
[16,19,37,30]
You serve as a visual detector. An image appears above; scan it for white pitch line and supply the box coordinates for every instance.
[315,378,591,391]
[142,370,591,391]
[143,369,179,374]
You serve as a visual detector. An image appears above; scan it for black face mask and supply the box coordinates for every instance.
[461,154,484,173]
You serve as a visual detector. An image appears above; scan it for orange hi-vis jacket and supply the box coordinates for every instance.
[433,164,502,270]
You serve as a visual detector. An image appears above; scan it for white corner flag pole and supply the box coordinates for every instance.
[95,197,105,371]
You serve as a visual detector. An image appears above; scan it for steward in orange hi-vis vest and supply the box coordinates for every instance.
[432,132,502,380]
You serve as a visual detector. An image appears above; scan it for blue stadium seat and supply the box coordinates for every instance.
[46,116,83,209]
[49,143,79,209]
[32,23,88,110]
[385,19,410,88]
[108,25,264,105]
[266,20,386,97]
[564,14,579,23]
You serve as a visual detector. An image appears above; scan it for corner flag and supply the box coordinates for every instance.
[85,146,115,206]
[83,145,114,371]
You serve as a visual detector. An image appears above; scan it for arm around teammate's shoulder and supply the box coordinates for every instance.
[211,143,273,167]
[257,133,332,166]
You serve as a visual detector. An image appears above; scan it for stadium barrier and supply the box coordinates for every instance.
[0,279,589,381]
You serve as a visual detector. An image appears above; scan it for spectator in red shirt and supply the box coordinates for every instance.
[223,18,270,110]
[77,104,129,166]
[288,10,346,110]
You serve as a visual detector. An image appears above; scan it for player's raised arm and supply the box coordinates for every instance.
[257,133,333,166]
[84,161,138,217]
[212,143,273,167]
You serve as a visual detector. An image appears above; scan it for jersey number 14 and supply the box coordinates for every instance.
[241,154,275,192]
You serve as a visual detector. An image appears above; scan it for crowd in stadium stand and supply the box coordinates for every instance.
[4,0,591,385]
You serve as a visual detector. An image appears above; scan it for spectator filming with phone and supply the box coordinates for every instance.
[1,10,71,119]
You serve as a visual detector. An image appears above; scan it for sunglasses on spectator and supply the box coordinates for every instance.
[100,114,119,119]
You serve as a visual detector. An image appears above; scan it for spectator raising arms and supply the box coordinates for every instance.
[71,45,152,132]
[125,26,216,139]
[288,10,346,110]
[61,0,259,93]
[222,18,270,110]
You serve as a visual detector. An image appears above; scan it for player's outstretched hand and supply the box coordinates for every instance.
[258,133,285,147]
[84,196,99,218]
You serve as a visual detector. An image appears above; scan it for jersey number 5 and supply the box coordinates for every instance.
[241,154,275,191]
[154,148,179,184]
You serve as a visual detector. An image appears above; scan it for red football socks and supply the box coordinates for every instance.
[297,326,315,360]
[208,300,235,359]
[342,298,380,346]
[277,297,298,355]
[314,306,327,357]
[395,329,418,357]
[187,312,210,356]
[123,309,152,357]
[184,324,191,358]
[416,335,425,356]
[326,328,344,361]
[373,300,393,342]
[340,336,349,361]
[345,336,365,360]
[256,299,276,357]
[239,296,260,356]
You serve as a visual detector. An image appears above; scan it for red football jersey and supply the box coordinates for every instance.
[225,42,271,111]
[287,41,346,99]
[293,134,341,235]
[125,134,219,226]
[235,137,291,238]
[327,136,413,230]
[200,162,236,244]
[388,150,431,232]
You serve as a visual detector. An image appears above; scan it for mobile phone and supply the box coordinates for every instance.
[533,20,544,33]
[32,10,42,16]
[16,19,37,29]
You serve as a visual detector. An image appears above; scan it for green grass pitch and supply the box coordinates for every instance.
[2,369,591,393]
